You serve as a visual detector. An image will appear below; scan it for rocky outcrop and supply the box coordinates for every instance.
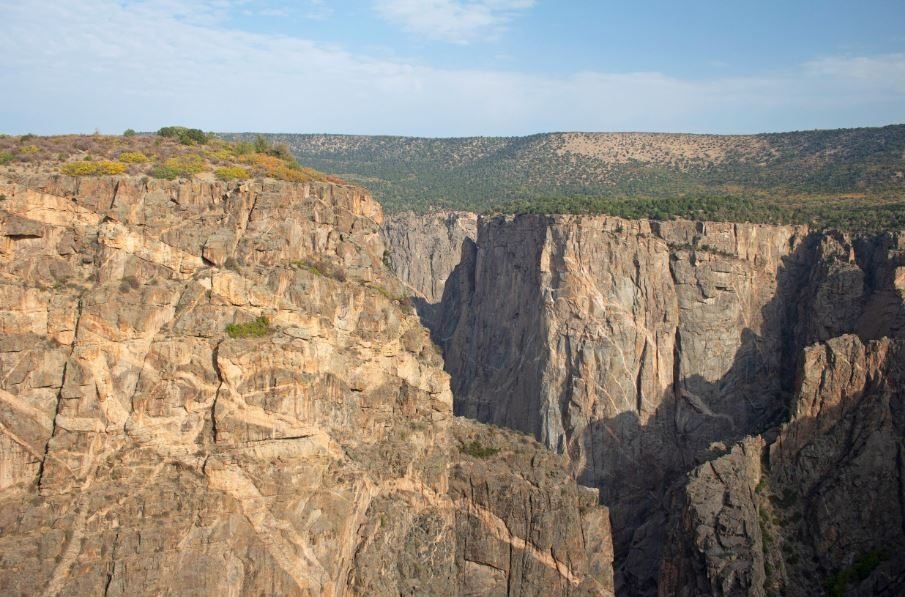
[381,211,477,304]
[423,212,905,593]
[658,437,766,597]
[0,176,612,596]
[660,335,905,596]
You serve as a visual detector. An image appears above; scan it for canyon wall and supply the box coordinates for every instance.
[385,211,905,594]
[381,211,477,304]
[0,177,613,596]
[660,335,905,596]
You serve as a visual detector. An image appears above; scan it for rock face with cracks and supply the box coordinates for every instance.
[385,211,905,594]
[381,211,477,305]
[0,175,613,596]
[659,335,905,597]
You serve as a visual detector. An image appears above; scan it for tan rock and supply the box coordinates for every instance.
[0,175,612,596]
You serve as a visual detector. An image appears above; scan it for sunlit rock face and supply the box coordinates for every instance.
[0,176,613,596]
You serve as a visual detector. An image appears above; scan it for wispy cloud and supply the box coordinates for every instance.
[803,54,905,93]
[0,0,902,136]
[373,0,536,43]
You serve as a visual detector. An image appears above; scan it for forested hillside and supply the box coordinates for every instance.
[222,125,905,230]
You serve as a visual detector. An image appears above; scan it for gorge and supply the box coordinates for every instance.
[0,129,902,596]
[382,210,905,596]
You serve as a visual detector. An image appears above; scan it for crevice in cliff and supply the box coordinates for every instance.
[636,340,647,415]
[36,359,67,488]
[37,293,85,490]
[210,339,225,445]
[102,532,119,597]
[896,442,905,539]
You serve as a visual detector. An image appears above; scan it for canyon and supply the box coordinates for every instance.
[383,211,905,595]
[0,162,902,595]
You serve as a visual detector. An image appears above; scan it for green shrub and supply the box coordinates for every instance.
[226,315,270,338]
[157,126,210,145]
[234,141,254,155]
[215,166,250,180]
[206,147,236,161]
[267,142,295,162]
[118,151,149,164]
[772,489,799,509]
[292,257,347,282]
[0,152,13,165]
[123,128,137,137]
[460,440,499,459]
[61,160,127,176]
[825,549,889,597]
[149,165,180,180]
[18,133,35,143]
[19,144,39,155]
[372,285,407,302]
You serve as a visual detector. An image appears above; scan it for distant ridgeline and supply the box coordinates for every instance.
[221,125,905,231]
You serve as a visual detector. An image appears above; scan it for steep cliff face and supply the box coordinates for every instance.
[660,335,905,597]
[0,176,613,596]
[658,437,767,597]
[414,212,905,593]
[381,211,477,304]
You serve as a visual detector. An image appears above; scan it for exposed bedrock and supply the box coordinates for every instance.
[381,211,478,304]
[383,211,905,594]
[660,335,905,597]
[0,177,613,596]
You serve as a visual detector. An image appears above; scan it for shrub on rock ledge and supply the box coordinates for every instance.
[226,315,270,338]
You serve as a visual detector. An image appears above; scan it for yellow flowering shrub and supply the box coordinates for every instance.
[61,160,127,176]
[118,151,149,164]
[215,166,250,180]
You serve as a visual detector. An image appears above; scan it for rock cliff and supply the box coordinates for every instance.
[660,335,905,597]
[384,212,905,594]
[0,176,613,596]
[381,211,477,304]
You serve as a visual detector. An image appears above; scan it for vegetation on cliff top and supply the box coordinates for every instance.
[0,129,344,185]
[228,126,905,231]
[492,193,905,232]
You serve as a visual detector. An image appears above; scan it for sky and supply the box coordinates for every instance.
[1,0,904,136]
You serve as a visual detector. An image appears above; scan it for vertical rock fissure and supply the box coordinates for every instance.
[38,293,85,489]
[635,340,647,415]
[897,442,905,538]
[36,360,67,489]
[209,339,225,444]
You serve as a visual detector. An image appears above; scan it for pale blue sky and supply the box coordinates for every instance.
[1,0,903,135]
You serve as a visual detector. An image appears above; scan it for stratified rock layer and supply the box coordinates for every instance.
[0,176,612,596]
